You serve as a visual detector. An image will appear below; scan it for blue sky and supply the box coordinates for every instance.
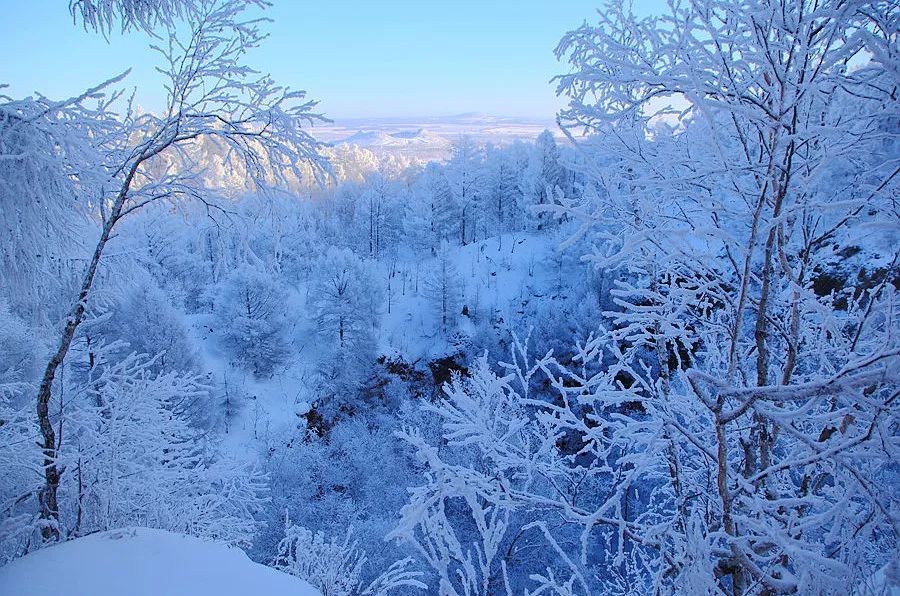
[0,1,666,119]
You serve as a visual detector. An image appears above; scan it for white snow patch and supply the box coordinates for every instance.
[0,527,321,596]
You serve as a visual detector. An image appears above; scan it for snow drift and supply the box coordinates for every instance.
[0,528,321,596]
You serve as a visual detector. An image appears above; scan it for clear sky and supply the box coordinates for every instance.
[0,1,666,119]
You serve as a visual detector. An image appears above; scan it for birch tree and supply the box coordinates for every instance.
[550,1,899,591]
[18,0,326,541]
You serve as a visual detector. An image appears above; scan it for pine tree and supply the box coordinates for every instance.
[423,243,462,335]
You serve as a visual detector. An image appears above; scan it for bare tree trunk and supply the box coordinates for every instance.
[752,138,793,492]
[715,416,746,595]
[36,190,127,541]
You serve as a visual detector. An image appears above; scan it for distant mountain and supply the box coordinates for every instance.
[312,115,561,162]
[440,112,551,125]
[337,130,393,146]
[390,128,428,139]
[336,128,450,149]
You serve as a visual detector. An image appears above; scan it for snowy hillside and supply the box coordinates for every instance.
[0,528,321,596]
[206,231,574,465]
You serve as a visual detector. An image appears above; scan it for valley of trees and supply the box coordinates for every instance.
[0,1,897,594]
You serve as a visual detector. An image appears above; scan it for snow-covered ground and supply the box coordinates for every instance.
[0,528,320,596]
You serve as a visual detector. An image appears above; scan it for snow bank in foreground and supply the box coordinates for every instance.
[0,527,321,596]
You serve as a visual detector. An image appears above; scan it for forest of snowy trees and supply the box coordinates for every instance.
[1,0,898,595]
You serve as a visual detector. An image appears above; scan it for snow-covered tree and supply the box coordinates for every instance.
[90,278,199,376]
[1,334,268,562]
[423,243,463,335]
[312,247,381,353]
[550,0,899,591]
[213,264,290,378]
[522,130,565,230]
[61,350,268,544]
[0,89,106,325]
[274,520,425,595]
[393,346,598,595]
[70,0,195,35]
[0,302,44,562]
[483,142,528,236]
[359,173,404,261]
[445,137,487,245]
[404,162,454,255]
[15,0,326,539]
[395,2,899,594]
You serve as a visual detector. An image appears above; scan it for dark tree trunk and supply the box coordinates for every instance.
[35,189,127,541]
